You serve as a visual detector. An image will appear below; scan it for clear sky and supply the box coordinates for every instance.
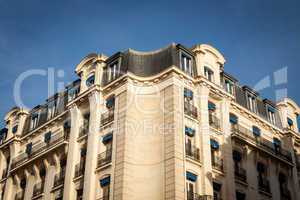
[0,0,299,126]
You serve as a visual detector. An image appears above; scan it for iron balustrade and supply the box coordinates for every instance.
[74,162,85,178]
[234,167,247,183]
[231,125,292,163]
[184,102,198,119]
[212,156,224,172]
[32,181,45,197]
[185,145,200,161]
[209,114,221,130]
[11,131,67,169]
[97,149,112,168]
[187,192,213,200]
[101,110,114,126]
[53,170,65,188]
[258,176,271,194]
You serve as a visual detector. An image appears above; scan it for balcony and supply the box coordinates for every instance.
[280,187,291,200]
[78,124,89,138]
[15,191,24,200]
[258,177,271,194]
[53,170,65,188]
[234,167,247,183]
[231,125,292,163]
[97,150,112,168]
[32,181,44,197]
[185,145,200,162]
[11,131,68,169]
[101,110,114,126]
[187,192,212,200]
[184,102,198,119]
[209,114,221,130]
[74,162,85,179]
[212,156,224,172]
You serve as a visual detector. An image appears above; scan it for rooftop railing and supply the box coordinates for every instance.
[231,124,292,163]
[97,149,112,168]
[184,102,198,119]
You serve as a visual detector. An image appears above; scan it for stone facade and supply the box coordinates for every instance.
[0,43,300,200]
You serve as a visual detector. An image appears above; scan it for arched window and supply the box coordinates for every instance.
[86,74,95,87]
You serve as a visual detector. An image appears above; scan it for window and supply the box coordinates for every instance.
[204,67,214,82]
[100,176,111,199]
[252,126,261,137]
[44,132,52,143]
[68,85,80,101]
[213,182,222,200]
[236,191,246,200]
[247,94,257,113]
[30,113,39,130]
[184,88,193,102]
[229,113,238,125]
[106,96,115,109]
[76,189,83,200]
[106,60,120,82]
[47,100,57,120]
[12,125,18,134]
[26,143,33,155]
[225,79,234,94]
[267,106,276,124]
[186,171,197,199]
[273,138,281,153]
[180,53,193,76]
[86,74,95,87]
[287,117,293,129]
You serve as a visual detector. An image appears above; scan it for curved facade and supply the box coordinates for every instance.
[0,43,300,200]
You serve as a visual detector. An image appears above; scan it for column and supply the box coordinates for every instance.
[24,168,36,200]
[43,159,56,200]
[245,148,259,200]
[220,99,236,199]
[63,104,81,200]
[83,91,102,200]
[197,84,213,196]
[3,177,14,200]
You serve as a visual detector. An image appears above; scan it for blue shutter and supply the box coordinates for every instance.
[208,102,216,111]
[210,139,219,150]
[185,127,195,137]
[252,126,261,137]
[100,176,111,187]
[273,138,281,147]
[102,133,113,143]
[184,88,193,99]
[267,106,275,113]
[287,118,293,126]
[186,172,197,182]
[229,114,238,124]
[106,97,115,108]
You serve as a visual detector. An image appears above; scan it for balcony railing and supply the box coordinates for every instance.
[185,145,200,162]
[74,162,85,178]
[15,191,24,200]
[184,102,198,119]
[101,110,114,126]
[187,192,212,200]
[258,177,271,194]
[209,114,221,130]
[97,150,112,168]
[280,187,291,200]
[78,124,89,138]
[231,125,292,163]
[11,131,68,169]
[53,169,65,188]
[234,167,247,183]
[32,181,44,197]
[212,156,224,172]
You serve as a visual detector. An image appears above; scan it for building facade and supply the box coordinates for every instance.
[0,43,300,200]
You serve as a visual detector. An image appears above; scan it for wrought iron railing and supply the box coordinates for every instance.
[258,176,271,194]
[186,145,200,161]
[101,110,114,126]
[231,125,292,163]
[212,156,224,172]
[11,131,67,169]
[187,192,213,200]
[209,114,221,130]
[32,181,44,197]
[234,167,247,183]
[97,150,112,168]
[184,102,198,119]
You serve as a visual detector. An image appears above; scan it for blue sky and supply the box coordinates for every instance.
[0,0,300,126]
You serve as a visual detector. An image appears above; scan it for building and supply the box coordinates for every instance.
[0,43,300,200]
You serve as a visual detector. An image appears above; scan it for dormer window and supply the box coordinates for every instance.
[247,94,257,113]
[180,52,193,76]
[86,74,95,87]
[224,79,234,95]
[267,106,276,124]
[47,99,57,120]
[287,117,293,129]
[67,81,80,102]
[30,113,39,130]
[106,60,120,83]
[204,66,214,82]
[12,125,18,134]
